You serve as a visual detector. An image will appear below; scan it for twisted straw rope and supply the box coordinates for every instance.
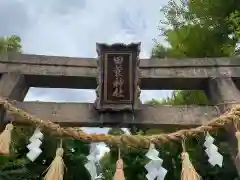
[1,98,240,148]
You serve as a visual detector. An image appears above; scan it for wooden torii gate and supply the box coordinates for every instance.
[0,43,240,175]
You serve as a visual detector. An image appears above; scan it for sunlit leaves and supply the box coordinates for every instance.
[0,35,22,54]
[229,11,240,40]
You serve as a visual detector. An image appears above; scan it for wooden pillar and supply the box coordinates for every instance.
[205,77,240,176]
[0,73,29,131]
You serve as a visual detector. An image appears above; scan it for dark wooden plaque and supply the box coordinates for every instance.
[95,43,141,111]
[104,53,132,103]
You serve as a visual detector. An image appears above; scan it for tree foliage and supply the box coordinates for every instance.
[229,10,240,54]
[156,0,240,58]
[0,35,22,54]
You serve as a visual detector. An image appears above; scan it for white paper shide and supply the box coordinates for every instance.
[204,132,223,167]
[84,143,100,180]
[26,128,43,162]
[145,143,167,180]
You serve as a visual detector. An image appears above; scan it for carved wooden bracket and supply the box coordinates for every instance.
[94,43,141,112]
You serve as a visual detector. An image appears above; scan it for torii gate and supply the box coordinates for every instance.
[0,43,240,175]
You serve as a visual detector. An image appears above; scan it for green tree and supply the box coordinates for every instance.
[0,35,22,54]
[157,0,240,58]
[229,10,240,55]
[150,0,240,179]
[0,36,30,180]
[1,126,91,180]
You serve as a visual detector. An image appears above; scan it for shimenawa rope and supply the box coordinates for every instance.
[1,98,240,148]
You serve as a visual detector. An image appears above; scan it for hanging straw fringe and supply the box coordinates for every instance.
[235,131,240,159]
[181,138,202,180]
[113,148,125,180]
[44,142,65,180]
[0,123,14,155]
[233,117,240,160]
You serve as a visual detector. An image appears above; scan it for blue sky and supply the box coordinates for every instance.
[0,0,172,155]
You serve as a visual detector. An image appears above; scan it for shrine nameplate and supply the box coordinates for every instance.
[95,43,141,111]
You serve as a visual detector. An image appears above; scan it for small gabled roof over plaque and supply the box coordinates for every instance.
[96,43,141,55]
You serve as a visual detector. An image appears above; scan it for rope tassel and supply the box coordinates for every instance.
[181,139,202,180]
[43,143,65,180]
[235,131,240,159]
[0,123,14,155]
[113,148,125,180]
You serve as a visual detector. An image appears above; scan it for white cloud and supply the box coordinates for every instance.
[1,0,172,155]
[10,0,173,106]
[16,0,167,57]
